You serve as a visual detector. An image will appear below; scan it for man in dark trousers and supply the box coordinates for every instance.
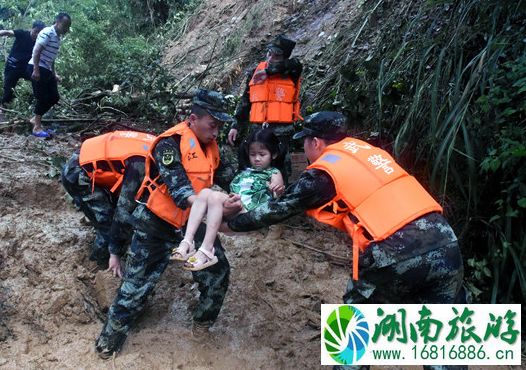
[228,35,303,184]
[95,89,240,359]
[28,13,71,137]
[0,21,45,115]
[62,131,156,275]
[223,111,467,370]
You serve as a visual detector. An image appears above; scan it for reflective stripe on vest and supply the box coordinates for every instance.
[135,122,220,228]
[306,137,443,280]
[78,131,155,193]
[248,61,302,123]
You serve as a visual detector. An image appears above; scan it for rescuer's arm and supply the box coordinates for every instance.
[266,58,303,84]
[153,136,197,209]
[226,168,335,232]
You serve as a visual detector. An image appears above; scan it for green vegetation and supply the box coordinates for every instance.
[0,0,202,125]
[306,0,525,303]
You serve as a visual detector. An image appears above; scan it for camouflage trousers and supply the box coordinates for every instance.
[250,123,294,185]
[95,204,230,356]
[61,151,114,265]
[334,242,467,370]
[344,241,466,304]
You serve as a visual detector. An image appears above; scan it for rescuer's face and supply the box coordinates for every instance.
[266,50,284,65]
[190,113,222,145]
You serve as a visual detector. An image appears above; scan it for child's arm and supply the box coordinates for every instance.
[268,170,285,197]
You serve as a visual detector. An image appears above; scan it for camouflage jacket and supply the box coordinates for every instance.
[232,58,303,130]
[227,168,458,267]
[146,135,236,210]
[107,157,145,255]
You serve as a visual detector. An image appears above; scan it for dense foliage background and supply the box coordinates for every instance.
[1,0,524,304]
[1,0,200,122]
[308,0,526,304]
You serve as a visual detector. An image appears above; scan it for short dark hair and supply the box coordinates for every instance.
[190,104,209,119]
[32,21,45,30]
[305,135,341,146]
[56,13,71,22]
[322,137,342,145]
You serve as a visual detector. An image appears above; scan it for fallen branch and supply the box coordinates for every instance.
[77,118,102,135]
[260,296,275,312]
[284,224,315,232]
[286,239,351,263]
[0,107,22,114]
[0,119,27,126]
[41,117,95,122]
[1,117,96,127]
[0,122,17,127]
[308,333,321,342]
[100,106,128,117]
[0,154,20,161]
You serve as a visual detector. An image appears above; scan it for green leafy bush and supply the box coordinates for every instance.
[304,0,525,303]
[1,0,197,124]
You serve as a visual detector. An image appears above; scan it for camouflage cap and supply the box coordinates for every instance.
[267,35,296,59]
[193,88,234,122]
[293,111,348,140]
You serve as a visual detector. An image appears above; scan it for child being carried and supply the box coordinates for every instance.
[171,129,286,271]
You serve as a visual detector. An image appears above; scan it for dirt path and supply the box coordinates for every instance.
[0,132,523,370]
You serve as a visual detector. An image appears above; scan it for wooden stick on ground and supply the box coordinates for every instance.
[286,239,351,264]
[1,117,96,126]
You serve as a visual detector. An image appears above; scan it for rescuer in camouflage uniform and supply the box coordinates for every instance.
[228,35,303,184]
[95,89,239,359]
[224,112,467,370]
[62,145,147,273]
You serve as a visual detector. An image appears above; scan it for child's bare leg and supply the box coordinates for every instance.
[171,189,213,260]
[184,189,214,244]
[183,191,228,271]
[200,191,229,253]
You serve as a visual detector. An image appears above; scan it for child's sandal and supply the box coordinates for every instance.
[170,239,196,261]
[182,247,218,271]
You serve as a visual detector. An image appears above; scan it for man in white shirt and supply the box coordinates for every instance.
[28,13,71,137]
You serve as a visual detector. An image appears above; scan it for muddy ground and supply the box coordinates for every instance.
[1,132,524,370]
[0,130,350,369]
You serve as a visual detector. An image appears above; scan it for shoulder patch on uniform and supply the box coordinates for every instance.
[321,154,341,164]
[162,149,175,165]
[189,138,196,148]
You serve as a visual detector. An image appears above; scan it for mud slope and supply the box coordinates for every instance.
[163,0,363,98]
[0,132,354,369]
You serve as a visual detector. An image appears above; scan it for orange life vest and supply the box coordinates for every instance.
[78,131,156,193]
[248,61,302,123]
[306,137,443,280]
[135,122,220,228]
